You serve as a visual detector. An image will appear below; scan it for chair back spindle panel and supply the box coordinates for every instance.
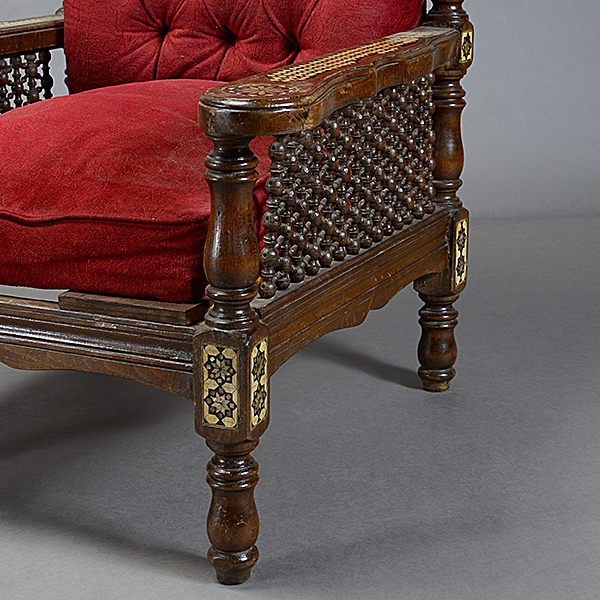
[0,49,53,113]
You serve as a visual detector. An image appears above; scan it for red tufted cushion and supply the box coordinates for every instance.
[64,0,423,93]
[0,79,270,301]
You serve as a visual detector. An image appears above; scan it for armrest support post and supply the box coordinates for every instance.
[199,137,268,586]
[424,0,472,213]
[203,134,260,331]
[431,66,466,211]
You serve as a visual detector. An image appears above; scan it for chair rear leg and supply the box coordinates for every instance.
[417,291,459,391]
[415,0,473,392]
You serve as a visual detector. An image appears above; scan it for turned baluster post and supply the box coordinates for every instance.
[414,0,473,391]
[194,134,270,584]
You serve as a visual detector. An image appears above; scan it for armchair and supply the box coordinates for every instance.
[0,0,474,585]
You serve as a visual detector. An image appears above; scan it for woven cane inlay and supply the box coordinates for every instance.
[250,339,268,429]
[267,29,442,83]
[221,83,301,98]
[0,16,60,28]
[454,218,468,286]
[258,75,437,298]
[202,344,239,429]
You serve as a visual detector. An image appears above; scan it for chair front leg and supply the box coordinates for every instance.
[194,134,270,584]
[206,439,260,584]
[196,331,269,584]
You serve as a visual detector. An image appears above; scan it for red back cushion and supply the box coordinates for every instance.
[64,0,423,93]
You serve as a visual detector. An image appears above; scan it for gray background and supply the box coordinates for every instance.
[1,2,600,599]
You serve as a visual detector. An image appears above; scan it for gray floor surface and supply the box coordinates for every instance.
[1,215,599,599]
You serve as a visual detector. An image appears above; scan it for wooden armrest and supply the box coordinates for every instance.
[0,14,64,56]
[199,27,459,137]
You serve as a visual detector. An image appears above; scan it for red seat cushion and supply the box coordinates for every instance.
[0,79,270,302]
[64,0,423,93]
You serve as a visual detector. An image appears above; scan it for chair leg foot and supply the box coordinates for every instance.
[208,546,258,585]
[417,292,459,392]
[206,439,260,584]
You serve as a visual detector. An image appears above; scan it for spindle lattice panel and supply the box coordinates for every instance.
[259,74,437,299]
[0,49,53,113]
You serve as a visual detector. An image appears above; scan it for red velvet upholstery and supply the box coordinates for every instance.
[64,0,423,93]
[0,0,423,301]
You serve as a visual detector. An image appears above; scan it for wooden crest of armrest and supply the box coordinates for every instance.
[198,27,458,136]
[0,14,64,55]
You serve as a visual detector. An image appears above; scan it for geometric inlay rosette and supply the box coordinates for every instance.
[454,217,468,287]
[202,344,239,430]
[220,83,301,98]
[250,338,269,429]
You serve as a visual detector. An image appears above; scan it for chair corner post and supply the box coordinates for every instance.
[195,133,271,584]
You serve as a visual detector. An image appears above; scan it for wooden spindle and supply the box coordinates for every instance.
[206,440,260,584]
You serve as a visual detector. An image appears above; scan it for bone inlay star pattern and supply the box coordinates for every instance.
[250,339,268,429]
[202,344,239,429]
[460,25,474,64]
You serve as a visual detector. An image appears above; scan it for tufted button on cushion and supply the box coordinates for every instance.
[64,0,423,92]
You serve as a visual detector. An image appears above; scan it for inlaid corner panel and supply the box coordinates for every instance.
[454,217,468,287]
[202,343,239,430]
[250,338,268,429]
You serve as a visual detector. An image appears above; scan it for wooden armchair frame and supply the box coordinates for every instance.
[0,0,473,584]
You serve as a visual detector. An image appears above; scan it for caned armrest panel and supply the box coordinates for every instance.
[199,27,458,136]
[0,15,64,55]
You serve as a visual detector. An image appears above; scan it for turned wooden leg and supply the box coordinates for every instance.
[196,133,269,584]
[415,0,473,393]
[206,439,260,584]
[417,292,459,392]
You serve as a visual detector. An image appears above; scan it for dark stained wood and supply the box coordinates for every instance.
[417,291,459,391]
[0,294,200,398]
[257,75,439,299]
[424,0,469,30]
[255,209,450,374]
[199,136,270,583]
[206,439,260,585]
[0,12,64,111]
[199,27,458,137]
[0,14,64,55]
[58,291,208,325]
[423,1,471,212]
[192,324,268,584]
[203,134,261,331]
[430,67,466,210]
[413,0,473,391]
